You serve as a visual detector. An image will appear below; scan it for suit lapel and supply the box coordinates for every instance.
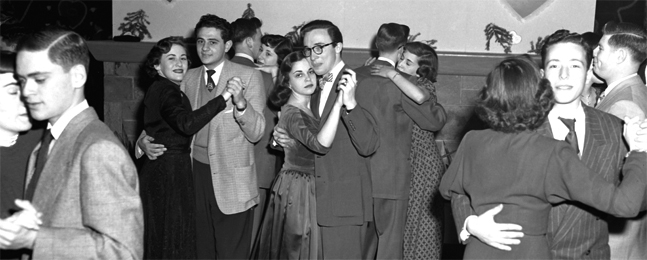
[31,108,96,213]
[216,60,232,96]
[311,87,322,119]
[319,65,347,125]
[536,120,553,138]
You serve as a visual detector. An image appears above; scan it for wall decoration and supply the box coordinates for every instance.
[408,33,437,49]
[484,23,521,54]
[242,3,255,19]
[116,9,151,42]
[499,0,555,22]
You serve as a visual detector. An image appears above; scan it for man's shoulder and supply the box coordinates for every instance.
[586,105,623,124]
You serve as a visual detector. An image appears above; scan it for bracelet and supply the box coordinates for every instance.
[391,72,400,80]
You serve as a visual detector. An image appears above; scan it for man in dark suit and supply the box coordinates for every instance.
[592,21,647,259]
[353,23,447,259]
[0,27,143,259]
[451,31,646,259]
[274,19,379,259]
[229,17,279,243]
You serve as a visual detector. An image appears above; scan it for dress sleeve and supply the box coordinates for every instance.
[158,83,226,135]
[285,109,330,155]
[417,77,437,105]
[439,132,470,200]
[545,144,647,218]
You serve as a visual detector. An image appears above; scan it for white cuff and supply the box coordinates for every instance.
[460,215,477,243]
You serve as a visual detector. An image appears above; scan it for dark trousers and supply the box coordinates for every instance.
[364,198,408,259]
[194,159,253,260]
[319,222,372,259]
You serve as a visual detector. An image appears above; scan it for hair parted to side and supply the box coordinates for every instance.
[261,34,293,65]
[375,23,409,53]
[475,56,554,133]
[144,36,189,78]
[602,21,647,64]
[230,17,263,44]
[404,42,439,83]
[269,51,307,108]
[194,14,232,42]
[15,26,89,73]
[541,29,593,68]
[0,51,16,74]
[300,20,343,46]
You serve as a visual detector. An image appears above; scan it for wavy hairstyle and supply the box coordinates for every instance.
[194,14,231,42]
[15,26,89,73]
[404,42,439,83]
[261,34,293,65]
[475,56,554,133]
[541,30,592,68]
[602,21,647,64]
[375,23,409,53]
[143,36,189,79]
[268,51,307,108]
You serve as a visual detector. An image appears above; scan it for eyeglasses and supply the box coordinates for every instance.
[302,42,335,57]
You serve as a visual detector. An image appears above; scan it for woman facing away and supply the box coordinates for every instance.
[370,41,446,259]
[252,51,356,259]
[439,57,647,259]
[138,36,230,259]
[256,34,293,83]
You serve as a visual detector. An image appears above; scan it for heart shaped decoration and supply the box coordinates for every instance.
[500,0,555,21]
[58,0,88,29]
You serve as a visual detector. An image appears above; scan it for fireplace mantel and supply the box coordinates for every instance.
[88,40,534,76]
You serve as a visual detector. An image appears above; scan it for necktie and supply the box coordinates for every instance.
[206,69,216,92]
[318,73,333,89]
[595,92,606,107]
[25,129,53,200]
[558,117,580,155]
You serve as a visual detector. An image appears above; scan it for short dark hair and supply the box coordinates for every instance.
[602,21,647,64]
[300,20,343,46]
[0,51,16,73]
[404,42,439,83]
[541,29,592,68]
[475,56,554,133]
[144,36,189,78]
[375,23,409,53]
[15,26,89,73]
[269,51,307,108]
[261,34,293,65]
[230,17,263,44]
[194,14,232,42]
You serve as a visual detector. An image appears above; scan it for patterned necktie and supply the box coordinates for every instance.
[206,69,216,92]
[558,117,580,155]
[25,129,53,200]
[318,73,333,89]
[595,92,606,107]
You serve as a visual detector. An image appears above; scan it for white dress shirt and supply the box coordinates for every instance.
[319,61,346,116]
[547,102,586,157]
[48,100,90,154]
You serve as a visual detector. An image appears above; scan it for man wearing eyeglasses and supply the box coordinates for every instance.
[273,20,379,259]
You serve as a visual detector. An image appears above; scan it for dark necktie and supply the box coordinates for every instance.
[25,129,53,200]
[558,117,580,155]
[206,69,216,92]
[318,73,333,89]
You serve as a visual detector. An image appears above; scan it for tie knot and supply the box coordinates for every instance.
[42,129,53,143]
[207,69,215,77]
[318,73,333,88]
[558,117,576,131]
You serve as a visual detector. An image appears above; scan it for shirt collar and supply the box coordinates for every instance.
[234,53,255,63]
[603,73,638,96]
[377,57,396,67]
[49,100,89,140]
[329,60,346,80]
[0,134,18,147]
[204,62,225,83]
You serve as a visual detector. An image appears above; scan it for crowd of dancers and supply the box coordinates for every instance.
[1,12,647,260]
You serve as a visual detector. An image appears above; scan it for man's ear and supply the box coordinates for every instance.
[540,68,545,78]
[615,48,627,64]
[224,40,233,53]
[70,64,87,89]
[334,42,343,54]
[245,37,254,49]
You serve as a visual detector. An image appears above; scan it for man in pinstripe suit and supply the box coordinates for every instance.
[450,31,646,259]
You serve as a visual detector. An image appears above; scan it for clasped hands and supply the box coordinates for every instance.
[222,77,247,110]
[0,200,41,250]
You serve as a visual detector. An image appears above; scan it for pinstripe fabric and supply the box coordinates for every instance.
[182,59,266,215]
[450,104,627,259]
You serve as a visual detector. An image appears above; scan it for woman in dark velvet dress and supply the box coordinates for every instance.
[139,37,230,259]
[253,51,355,259]
[439,57,647,259]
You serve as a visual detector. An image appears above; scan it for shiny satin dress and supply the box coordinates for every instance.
[139,76,225,259]
[253,105,330,259]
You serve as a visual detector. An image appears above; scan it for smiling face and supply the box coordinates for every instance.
[397,50,420,76]
[155,44,187,84]
[303,29,341,75]
[17,49,81,124]
[542,42,588,105]
[289,59,317,96]
[0,72,31,136]
[196,27,232,69]
[257,44,278,66]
